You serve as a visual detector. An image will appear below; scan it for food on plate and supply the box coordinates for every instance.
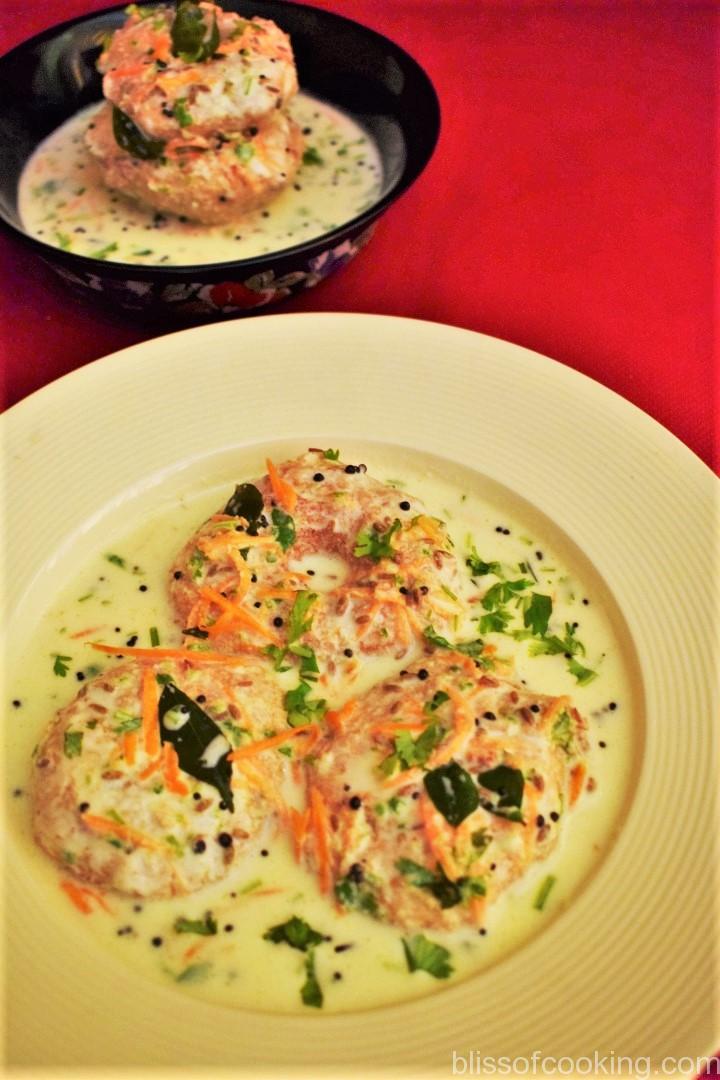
[98,5,298,141]
[169,450,467,680]
[13,446,630,1013]
[31,657,288,898]
[85,102,303,225]
[304,652,588,930]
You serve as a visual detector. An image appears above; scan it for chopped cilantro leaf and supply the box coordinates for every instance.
[234,141,254,163]
[402,934,453,979]
[188,548,206,581]
[323,448,340,460]
[423,625,489,662]
[551,710,574,754]
[284,680,326,727]
[567,658,598,685]
[466,547,502,578]
[381,719,445,776]
[263,915,324,951]
[112,712,141,734]
[173,98,193,127]
[482,578,532,610]
[302,146,323,166]
[335,874,378,915]
[287,591,317,642]
[301,949,323,1008]
[53,654,72,677]
[105,553,126,568]
[63,731,83,758]
[354,519,401,562]
[271,507,295,551]
[424,690,450,714]
[174,912,217,935]
[523,593,552,637]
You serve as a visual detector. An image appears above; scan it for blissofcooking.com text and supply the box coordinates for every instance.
[451,1050,719,1077]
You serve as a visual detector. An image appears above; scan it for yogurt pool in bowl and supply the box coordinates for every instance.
[0,0,439,317]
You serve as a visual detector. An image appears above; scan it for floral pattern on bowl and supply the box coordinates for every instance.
[47,226,375,317]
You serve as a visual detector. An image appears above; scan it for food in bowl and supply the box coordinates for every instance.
[17,2,382,262]
[14,447,633,1013]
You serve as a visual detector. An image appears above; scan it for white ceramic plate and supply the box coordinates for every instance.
[2,314,718,1074]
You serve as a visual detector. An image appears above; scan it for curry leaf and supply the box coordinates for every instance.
[112,105,165,160]
[423,761,479,826]
[158,682,233,811]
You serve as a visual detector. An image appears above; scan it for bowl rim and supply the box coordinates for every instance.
[0,0,441,278]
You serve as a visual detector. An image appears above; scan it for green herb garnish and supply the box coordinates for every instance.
[323,448,340,460]
[402,934,453,979]
[284,680,326,727]
[112,711,142,734]
[523,593,552,637]
[271,507,295,550]
[354,520,401,562]
[263,915,324,951]
[335,874,378,916]
[173,98,193,127]
[234,142,254,163]
[171,0,219,62]
[53,654,72,677]
[301,949,323,1008]
[302,146,323,166]
[63,731,83,758]
[174,912,217,935]
[423,625,488,662]
[533,874,557,911]
[105,553,126,568]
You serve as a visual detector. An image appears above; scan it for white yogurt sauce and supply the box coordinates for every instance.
[18,93,382,265]
[4,444,640,1015]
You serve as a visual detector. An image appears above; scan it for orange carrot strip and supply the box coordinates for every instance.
[138,754,163,781]
[200,585,282,645]
[469,895,486,924]
[325,699,358,735]
[287,806,310,861]
[309,787,331,894]
[543,695,573,727]
[60,880,92,914]
[228,724,320,761]
[141,666,160,758]
[254,586,296,601]
[163,743,190,797]
[83,814,163,851]
[108,62,150,79]
[69,625,103,640]
[569,762,587,806]
[419,793,459,880]
[90,643,254,664]
[60,880,113,915]
[122,730,137,766]
[428,686,475,767]
[266,458,298,512]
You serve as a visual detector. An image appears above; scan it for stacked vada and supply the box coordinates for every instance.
[85,1,303,223]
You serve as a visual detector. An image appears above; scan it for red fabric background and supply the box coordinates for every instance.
[0,0,717,473]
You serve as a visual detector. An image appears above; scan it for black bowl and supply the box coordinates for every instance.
[0,1,439,317]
